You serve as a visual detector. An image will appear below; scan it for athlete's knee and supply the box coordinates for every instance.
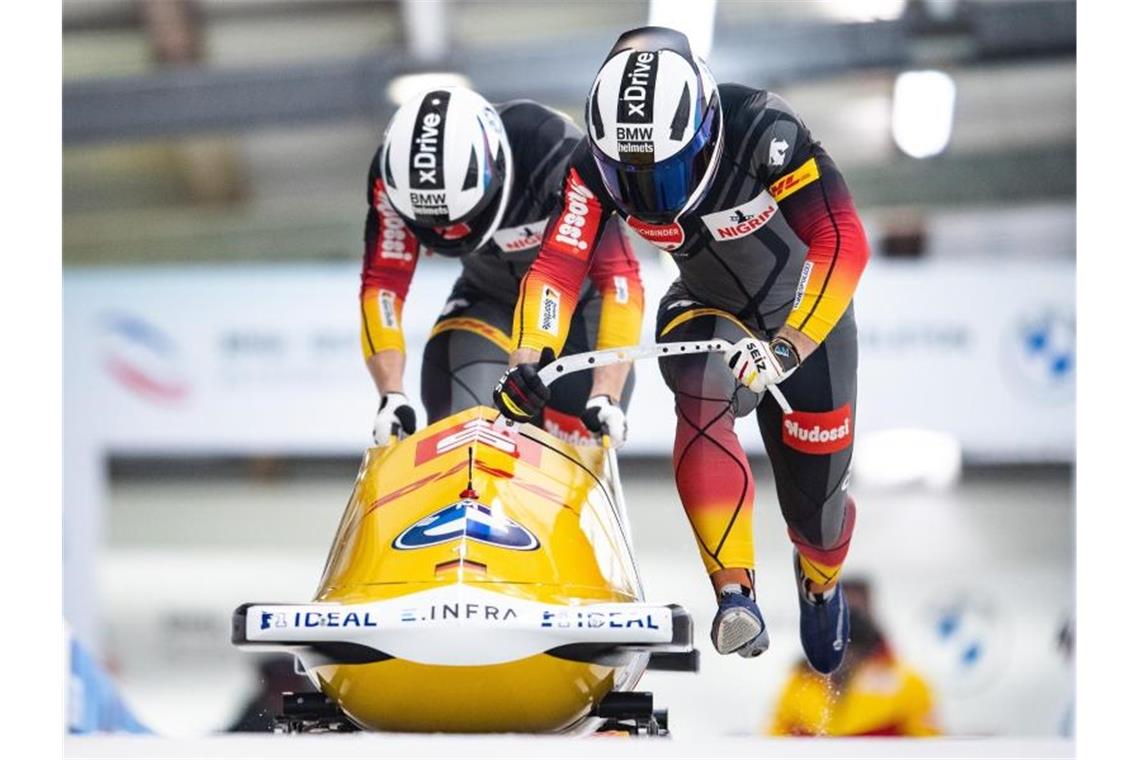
[788,495,857,586]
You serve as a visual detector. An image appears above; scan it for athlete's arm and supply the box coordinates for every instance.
[756,94,870,359]
[583,219,644,400]
[508,160,612,367]
[774,150,869,357]
[360,154,421,394]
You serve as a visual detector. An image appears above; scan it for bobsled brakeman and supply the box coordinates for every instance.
[232,345,725,733]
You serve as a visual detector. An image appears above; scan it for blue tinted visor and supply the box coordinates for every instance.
[591,105,721,225]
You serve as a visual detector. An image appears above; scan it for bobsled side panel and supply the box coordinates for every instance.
[312,654,615,733]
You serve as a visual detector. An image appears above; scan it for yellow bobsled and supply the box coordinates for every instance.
[233,406,695,734]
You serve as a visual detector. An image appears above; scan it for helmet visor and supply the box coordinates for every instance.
[591,106,720,224]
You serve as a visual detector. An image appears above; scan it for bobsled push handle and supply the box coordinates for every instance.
[537,341,793,414]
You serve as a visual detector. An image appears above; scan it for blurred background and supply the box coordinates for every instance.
[63,0,1074,741]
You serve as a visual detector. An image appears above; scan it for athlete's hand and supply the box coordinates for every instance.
[582,395,628,449]
[493,348,555,422]
[724,336,800,394]
[373,392,417,443]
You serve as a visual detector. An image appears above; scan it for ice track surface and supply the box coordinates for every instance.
[66,735,1074,759]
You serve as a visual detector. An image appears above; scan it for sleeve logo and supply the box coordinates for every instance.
[613,275,629,304]
[539,286,561,334]
[792,261,813,309]
[769,157,820,202]
[374,180,418,263]
[549,169,602,259]
[378,290,399,329]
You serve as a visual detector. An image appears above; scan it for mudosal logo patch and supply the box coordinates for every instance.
[782,404,853,455]
[550,169,601,258]
[701,189,779,241]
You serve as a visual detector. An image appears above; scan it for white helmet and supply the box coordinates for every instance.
[381,87,513,256]
[587,27,722,225]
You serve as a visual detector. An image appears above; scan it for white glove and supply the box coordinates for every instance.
[724,336,800,394]
[582,395,628,449]
[372,392,417,444]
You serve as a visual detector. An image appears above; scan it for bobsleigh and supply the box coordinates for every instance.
[232,405,696,734]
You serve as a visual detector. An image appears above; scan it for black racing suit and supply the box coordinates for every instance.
[512,85,870,583]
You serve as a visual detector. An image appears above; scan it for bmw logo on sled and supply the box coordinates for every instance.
[232,406,697,735]
[393,499,539,551]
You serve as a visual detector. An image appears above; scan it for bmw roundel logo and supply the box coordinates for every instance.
[393,500,539,551]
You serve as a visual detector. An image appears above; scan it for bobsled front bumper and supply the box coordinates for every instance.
[233,584,693,668]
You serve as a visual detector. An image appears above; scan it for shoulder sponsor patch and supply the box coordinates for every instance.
[782,403,853,455]
[491,218,548,253]
[700,189,779,241]
[768,157,820,202]
[549,169,602,259]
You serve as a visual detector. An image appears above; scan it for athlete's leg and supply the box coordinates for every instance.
[656,290,760,588]
[421,284,514,423]
[756,306,858,672]
[657,289,770,656]
[756,307,858,591]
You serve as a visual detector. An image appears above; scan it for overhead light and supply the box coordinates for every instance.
[386,72,472,107]
[821,0,907,22]
[892,70,956,159]
[649,0,717,60]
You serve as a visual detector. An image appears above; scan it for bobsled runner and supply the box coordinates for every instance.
[233,401,698,735]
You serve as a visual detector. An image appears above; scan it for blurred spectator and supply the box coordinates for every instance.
[767,578,940,737]
[68,633,150,734]
[226,655,313,732]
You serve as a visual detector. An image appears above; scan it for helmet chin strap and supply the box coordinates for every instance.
[464,135,514,253]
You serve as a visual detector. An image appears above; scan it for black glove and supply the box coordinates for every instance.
[493,347,555,422]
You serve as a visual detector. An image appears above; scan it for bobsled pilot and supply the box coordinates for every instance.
[360,87,643,445]
[494,28,870,673]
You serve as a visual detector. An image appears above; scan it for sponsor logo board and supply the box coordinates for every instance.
[768,157,820,202]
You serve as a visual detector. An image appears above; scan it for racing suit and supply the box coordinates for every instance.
[360,100,644,439]
[512,85,870,585]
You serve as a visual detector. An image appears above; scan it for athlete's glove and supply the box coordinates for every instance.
[724,336,800,394]
[372,392,417,444]
[582,395,628,449]
[493,347,555,422]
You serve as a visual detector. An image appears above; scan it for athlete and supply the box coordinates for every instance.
[493,27,870,673]
[360,87,643,445]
